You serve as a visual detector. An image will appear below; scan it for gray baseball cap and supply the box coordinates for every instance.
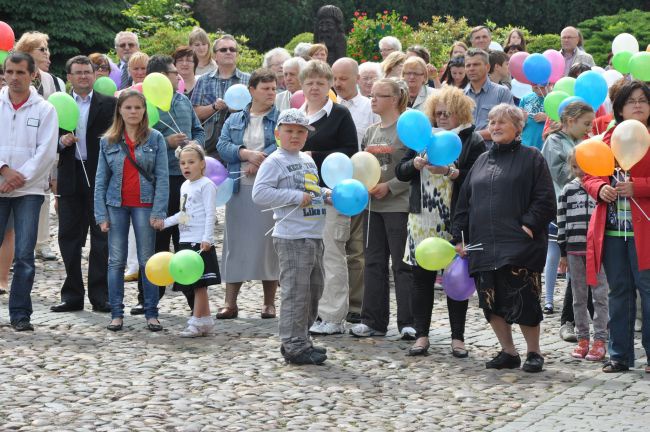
[277,108,315,131]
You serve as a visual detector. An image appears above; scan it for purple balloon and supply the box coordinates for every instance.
[206,156,228,186]
[109,60,121,88]
[442,256,476,301]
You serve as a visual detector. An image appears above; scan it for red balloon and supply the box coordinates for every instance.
[508,51,532,85]
[290,90,305,109]
[0,21,15,51]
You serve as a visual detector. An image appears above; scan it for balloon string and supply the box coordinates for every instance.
[71,130,91,188]
[168,112,183,136]
[265,205,300,236]
[261,203,293,212]
[158,118,182,135]
[365,197,372,249]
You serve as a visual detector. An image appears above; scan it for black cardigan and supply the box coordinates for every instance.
[395,124,486,215]
[451,140,556,274]
[303,103,358,184]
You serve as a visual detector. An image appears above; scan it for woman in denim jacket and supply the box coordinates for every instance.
[215,69,280,319]
[94,90,169,332]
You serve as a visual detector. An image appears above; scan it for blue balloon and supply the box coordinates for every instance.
[223,84,252,111]
[574,71,608,111]
[427,131,462,166]
[321,152,353,188]
[397,109,432,152]
[557,96,587,118]
[215,177,234,207]
[332,179,368,216]
[522,53,552,85]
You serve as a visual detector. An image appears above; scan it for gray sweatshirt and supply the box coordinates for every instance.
[252,148,326,239]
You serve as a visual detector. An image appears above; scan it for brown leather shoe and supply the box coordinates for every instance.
[215,306,238,319]
[261,305,276,319]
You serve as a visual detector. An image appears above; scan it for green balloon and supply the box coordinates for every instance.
[612,51,633,74]
[169,249,204,285]
[629,52,650,82]
[553,77,575,96]
[543,91,569,122]
[0,50,8,64]
[48,92,80,131]
[93,76,117,97]
[147,99,159,127]
[415,237,456,271]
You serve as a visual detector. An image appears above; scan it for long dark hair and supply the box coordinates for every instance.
[440,56,468,88]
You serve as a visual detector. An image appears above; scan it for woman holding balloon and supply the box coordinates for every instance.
[94,90,169,331]
[453,104,556,372]
[395,86,486,356]
[348,79,414,340]
[215,68,280,320]
[583,81,650,373]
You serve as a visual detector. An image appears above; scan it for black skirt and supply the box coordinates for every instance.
[172,242,221,292]
[475,265,543,326]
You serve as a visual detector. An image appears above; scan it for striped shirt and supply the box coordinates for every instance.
[557,178,596,256]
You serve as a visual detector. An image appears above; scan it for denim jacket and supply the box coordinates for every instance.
[94,129,169,224]
[216,105,278,193]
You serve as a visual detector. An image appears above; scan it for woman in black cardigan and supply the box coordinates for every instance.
[395,86,485,357]
[452,103,556,373]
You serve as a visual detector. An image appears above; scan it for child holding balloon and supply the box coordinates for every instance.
[252,109,328,365]
[557,151,608,360]
[162,142,220,337]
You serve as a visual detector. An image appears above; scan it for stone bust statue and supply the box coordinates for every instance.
[314,5,346,65]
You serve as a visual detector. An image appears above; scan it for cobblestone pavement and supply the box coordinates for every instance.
[0,209,648,431]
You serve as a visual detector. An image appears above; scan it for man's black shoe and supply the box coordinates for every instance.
[485,351,521,369]
[12,319,34,331]
[130,304,145,315]
[522,352,544,373]
[285,348,327,365]
[50,302,84,312]
[92,304,111,313]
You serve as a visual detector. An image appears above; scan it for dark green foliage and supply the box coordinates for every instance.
[0,0,133,77]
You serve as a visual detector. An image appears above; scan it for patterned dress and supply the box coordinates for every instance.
[404,167,453,265]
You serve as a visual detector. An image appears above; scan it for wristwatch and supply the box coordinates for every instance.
[212,102,218,111]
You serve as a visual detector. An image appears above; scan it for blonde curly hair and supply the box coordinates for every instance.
[423,86,475,127]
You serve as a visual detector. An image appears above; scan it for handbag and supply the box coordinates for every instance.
[119,141,156,186]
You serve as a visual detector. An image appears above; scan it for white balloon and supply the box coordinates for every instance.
[602,69,624,88]
[510,78,533,99]
[489,41,503,52]
[592,66,606,75]
[612,33,639,55]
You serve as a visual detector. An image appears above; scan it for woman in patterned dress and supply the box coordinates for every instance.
[395,86,485,356]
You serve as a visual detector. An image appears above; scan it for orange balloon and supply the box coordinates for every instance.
[328,89,337,102]
[575,139,615,176]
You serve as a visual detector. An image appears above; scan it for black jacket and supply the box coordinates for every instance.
[57,92,116,195]
[395,124,486,215]
[451,140,556,274]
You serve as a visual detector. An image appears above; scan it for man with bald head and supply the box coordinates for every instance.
[326,57,379,324]
[560,26,594,76]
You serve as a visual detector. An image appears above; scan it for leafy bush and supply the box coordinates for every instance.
[406,16,470,68]
[347,10,412,63]
[284,32,314,55]
[527,34,562,54]
[579,9,650,66]
[123,0,198,37]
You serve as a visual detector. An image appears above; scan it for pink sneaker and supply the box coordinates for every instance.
[571,339,589,359]
[585,339,606,361]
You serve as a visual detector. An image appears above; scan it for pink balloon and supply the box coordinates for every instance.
[131,83,143,93]
[290,90,305,109]
[508,52,532,85]
[544,49,565,84]
[177,75,185,94]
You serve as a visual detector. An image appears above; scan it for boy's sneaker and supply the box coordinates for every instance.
[349,323,386,337]
[286,348,327,365]
[309,320,345,335]
[522,352,544,373]
[560,322,578,342]
[571,339,590,359]
[400,326,417,340]
[281,345,327,356]
[543,304,554,314]
[485,351,521,369]
[585,339,607,361]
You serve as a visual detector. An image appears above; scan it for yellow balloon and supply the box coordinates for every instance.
[611,119,650,171]
[351,151,381,189]
[145,251,175,286]
[142,72,173,112]
[415,237,456,271]
[328,89,337,102]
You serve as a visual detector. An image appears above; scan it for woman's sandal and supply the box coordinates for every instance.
[107,319,123,332]
[216,306,238,319]
[602,360,629,373]
[261,305,276,319]
[146,319,163,332]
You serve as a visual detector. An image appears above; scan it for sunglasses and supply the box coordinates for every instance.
[95,64,110,71]
[435,111,452,119]
[216,47,237,53]
[118,42,136,49]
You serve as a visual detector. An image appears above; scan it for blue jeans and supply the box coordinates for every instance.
[544,240,560,306]
[602,236,650,367]
[0,195,44,323]
[106,206,158,319]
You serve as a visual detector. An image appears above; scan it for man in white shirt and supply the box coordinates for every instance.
[275,57,306,112]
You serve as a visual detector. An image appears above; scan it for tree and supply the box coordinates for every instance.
[0,0,133,76]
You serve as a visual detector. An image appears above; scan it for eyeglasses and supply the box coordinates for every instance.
[403,72,425,78]
[95,64,110,71]
[176,58,195,64]
[360,76,377,83]
[118,42,136,49]
[216,47,237,53]
[625,98,649,106]
[36,47,49,53]
[369,94,394,99]
[435,111,452,119]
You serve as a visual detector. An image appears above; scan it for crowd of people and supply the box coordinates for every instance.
[0,22,649,371]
